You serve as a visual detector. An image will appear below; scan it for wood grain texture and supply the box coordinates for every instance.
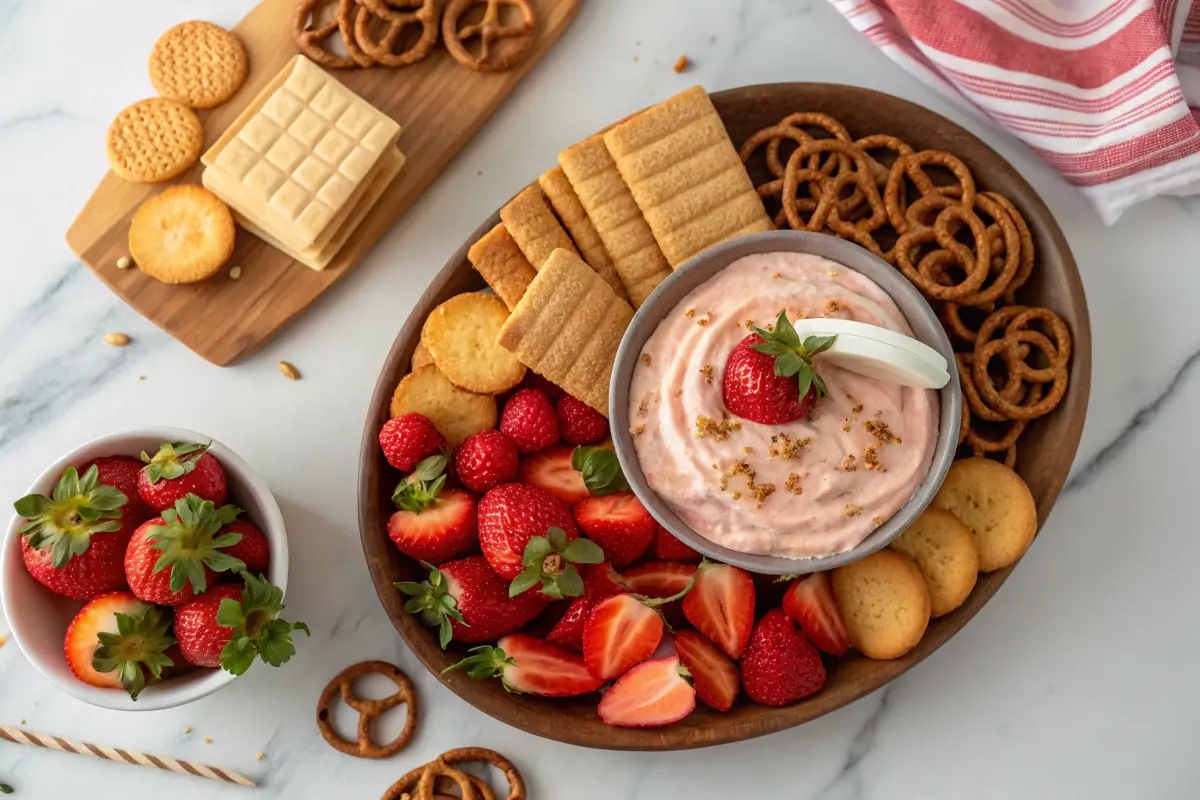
[65,0,581,366]
[357,84,1093,750]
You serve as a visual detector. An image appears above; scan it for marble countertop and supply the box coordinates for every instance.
[2,0,1198,797]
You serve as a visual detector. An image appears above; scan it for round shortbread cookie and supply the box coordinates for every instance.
[128,186,235,284]
[832,550,930,660]
[890,508,979,617]
[422,293,527,394]
[932,457,1037,573]
[410,341,435,371]
[106,98,204,183]
[150,21,249,109]
[390,365,498,447]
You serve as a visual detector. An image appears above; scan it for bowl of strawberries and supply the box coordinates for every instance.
[1,427,306,711]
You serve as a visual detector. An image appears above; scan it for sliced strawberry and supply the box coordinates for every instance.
[682,562,755,660]
[443,634,602,697]
[545,561,627,652]
[622,561,696,628]
[674,630,740,712]
[597,656,696,728]
[740,609,826,706]
[387,489,477,565]
[583,594,664,681]
[573,492,656,569]
[64,591,175,700]
[517,445,589,506]
[782,572,850,656]
[652,524,702,562]
[582,561,630,597]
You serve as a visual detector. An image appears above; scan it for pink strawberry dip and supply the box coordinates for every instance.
[628,251,939,560]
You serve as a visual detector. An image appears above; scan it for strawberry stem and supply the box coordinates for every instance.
[215,573,309,676]
[13,465,128,568]
[750,311,838,399]
[442,645,521,693]
[509,528,604,600]
[395,562,469,649]
[91,605,176,701]
[390,453,449,513]
[146,494,246,595]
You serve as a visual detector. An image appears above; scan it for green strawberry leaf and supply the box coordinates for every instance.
[395,563,468,649]
[508,530,599,600]
[571,446,629,496]
[216,573,308,676]
[140,442,209,484]
[13,465,129,567]
[92,605,176,701]
[561,538,604,565]
[522,536,553,566]
[509,565,543,598]
[391,454,449,513]
[747,310,837,403]
[442,645,518,690]
[554,566,584,598]
[546,526,569,552]
[147,495,247,596]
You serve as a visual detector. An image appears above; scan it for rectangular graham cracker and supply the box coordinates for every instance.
[201,55,401,250]
[498,185,579,269]
[496,248,633,416]
[557,135,671,309]
[603,86,773,268]
[204,147,405,270]
[467,223,538,310]
[537,167,627,301]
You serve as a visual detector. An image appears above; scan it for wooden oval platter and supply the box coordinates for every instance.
[357,83,1092,750]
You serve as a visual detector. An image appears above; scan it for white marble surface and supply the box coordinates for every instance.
[1,0,1198,797]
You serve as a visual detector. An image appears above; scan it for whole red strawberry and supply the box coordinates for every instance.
[722,311,836,425]
[556,395,608,445]
[125,494,246,606]
[173,573,308,672]
[477,483,578,581]
[455,429,518,493]
[387,454,477,565]
[379,413,447,473]
[397,557,547,647]
[573,492,656,569]
[219,519,271,575]
[82,456,151,523]
[500,389,559,453]
[137,442,227,512]
[739,608,826,707]
[13,465,137,600]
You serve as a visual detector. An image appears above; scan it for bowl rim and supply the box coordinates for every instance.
[0,426,289,712]
[608,230,962,575]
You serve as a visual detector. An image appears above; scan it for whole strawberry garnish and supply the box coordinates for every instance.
[556,395,609,445]
[455,429,518,493]
[477,483,578,581]
[219,519,271,575]
[64,591,176,700]
[500,389,559,453]
[124,494,246,606]
[173,572,308,673]
[387,454,477,564]
[739,608,826,706]
[137,442,227,512]
[83,456,151,523]
[396,557,547,648]
[14,465,136,600]
[379,413,448,473]
[723,311,836,425]
[573,492,656,569]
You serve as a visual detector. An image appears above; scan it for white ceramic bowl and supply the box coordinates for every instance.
[0,427,288,711]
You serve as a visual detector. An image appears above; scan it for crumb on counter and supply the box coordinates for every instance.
[674,55,689,73]
[0,635,6,649]
[256,753,264,761]
[116,256,133,270]
[204,738,213,745]
[184,726,192,734]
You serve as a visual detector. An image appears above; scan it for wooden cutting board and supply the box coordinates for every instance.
[65,0,581,366]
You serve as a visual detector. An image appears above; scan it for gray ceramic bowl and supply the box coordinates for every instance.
[609,230,961,575]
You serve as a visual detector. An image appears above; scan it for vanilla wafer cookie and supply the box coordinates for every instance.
[603,86,772,267]
[150,21,248,109]
[496,248,633,415]
[538,166,627,300]
[558,135,671,309]
[128,186,235,283]
[467,223,537,310]
[499,185,578,269]
[106,98,204,183]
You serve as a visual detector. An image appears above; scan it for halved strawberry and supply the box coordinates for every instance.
[444,633,602,697]
[597,656,695,728]
[622,561,696,628]
[573,492,656,569]
[582,561,630,597]
[582,578,694,682]
[517,445,589,506]
[781,572,850,656]
[64,591,175,700]
[387,454,478,565]
[652,525,702,562]
[682,561,755,659]
[546,561,628,652]
[673,630,740,712]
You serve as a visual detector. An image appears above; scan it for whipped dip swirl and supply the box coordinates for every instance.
[628,252,939,560]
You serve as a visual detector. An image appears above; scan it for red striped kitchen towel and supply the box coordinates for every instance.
[830,0,1200,224]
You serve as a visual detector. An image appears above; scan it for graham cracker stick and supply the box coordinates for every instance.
[603,86,773,268]
[496,249,633,415]
[499,185,579,269]
[558,135,671,309]
[538,167,628,300]
[467,223,538,310]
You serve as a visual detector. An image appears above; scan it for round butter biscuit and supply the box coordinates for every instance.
[410,341,435,371]
[390,365,498,447]
[422,293,527,395]
[106,98,204,183]
[890,508,979,617]
[128,186,235,284]
[150,21,249,109]
[833,550,930,660]
[932,458,1037,572]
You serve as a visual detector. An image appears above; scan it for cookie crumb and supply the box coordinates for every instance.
[138,375,147,381]
[229,266,243,280]
[695,414,741,441]
[863,443,885,471]
[256,753,264,761]
[204,737,212,745]
[768,433,809,460]
[743,446,753,454]
[824,299,843,316]
[785,472,804,495]
[732,491,742,500]
[864,420,900,444]
[641,353,651,367]
[751,482,776,505]
[844,504,863,517]
[629,424,645,436]
[184,726,192,734]
[20,719,25,725]
[633,55,640,62]
[673,55,689,73]
[842,455,857,471]
[826,269,839,277]
[771,272,781,279]
[685,308,696,318]
[116,256,133,269]
[872,516,884,527]
[279,361,301,380]
[744,318,755,330]
[103,332,130,347]
[842,418,851,433]
[700,364,713,383]
[852,404,864,415]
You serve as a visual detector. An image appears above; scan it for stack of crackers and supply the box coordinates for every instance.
[201,55,407,271]
[421,85,774,419]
